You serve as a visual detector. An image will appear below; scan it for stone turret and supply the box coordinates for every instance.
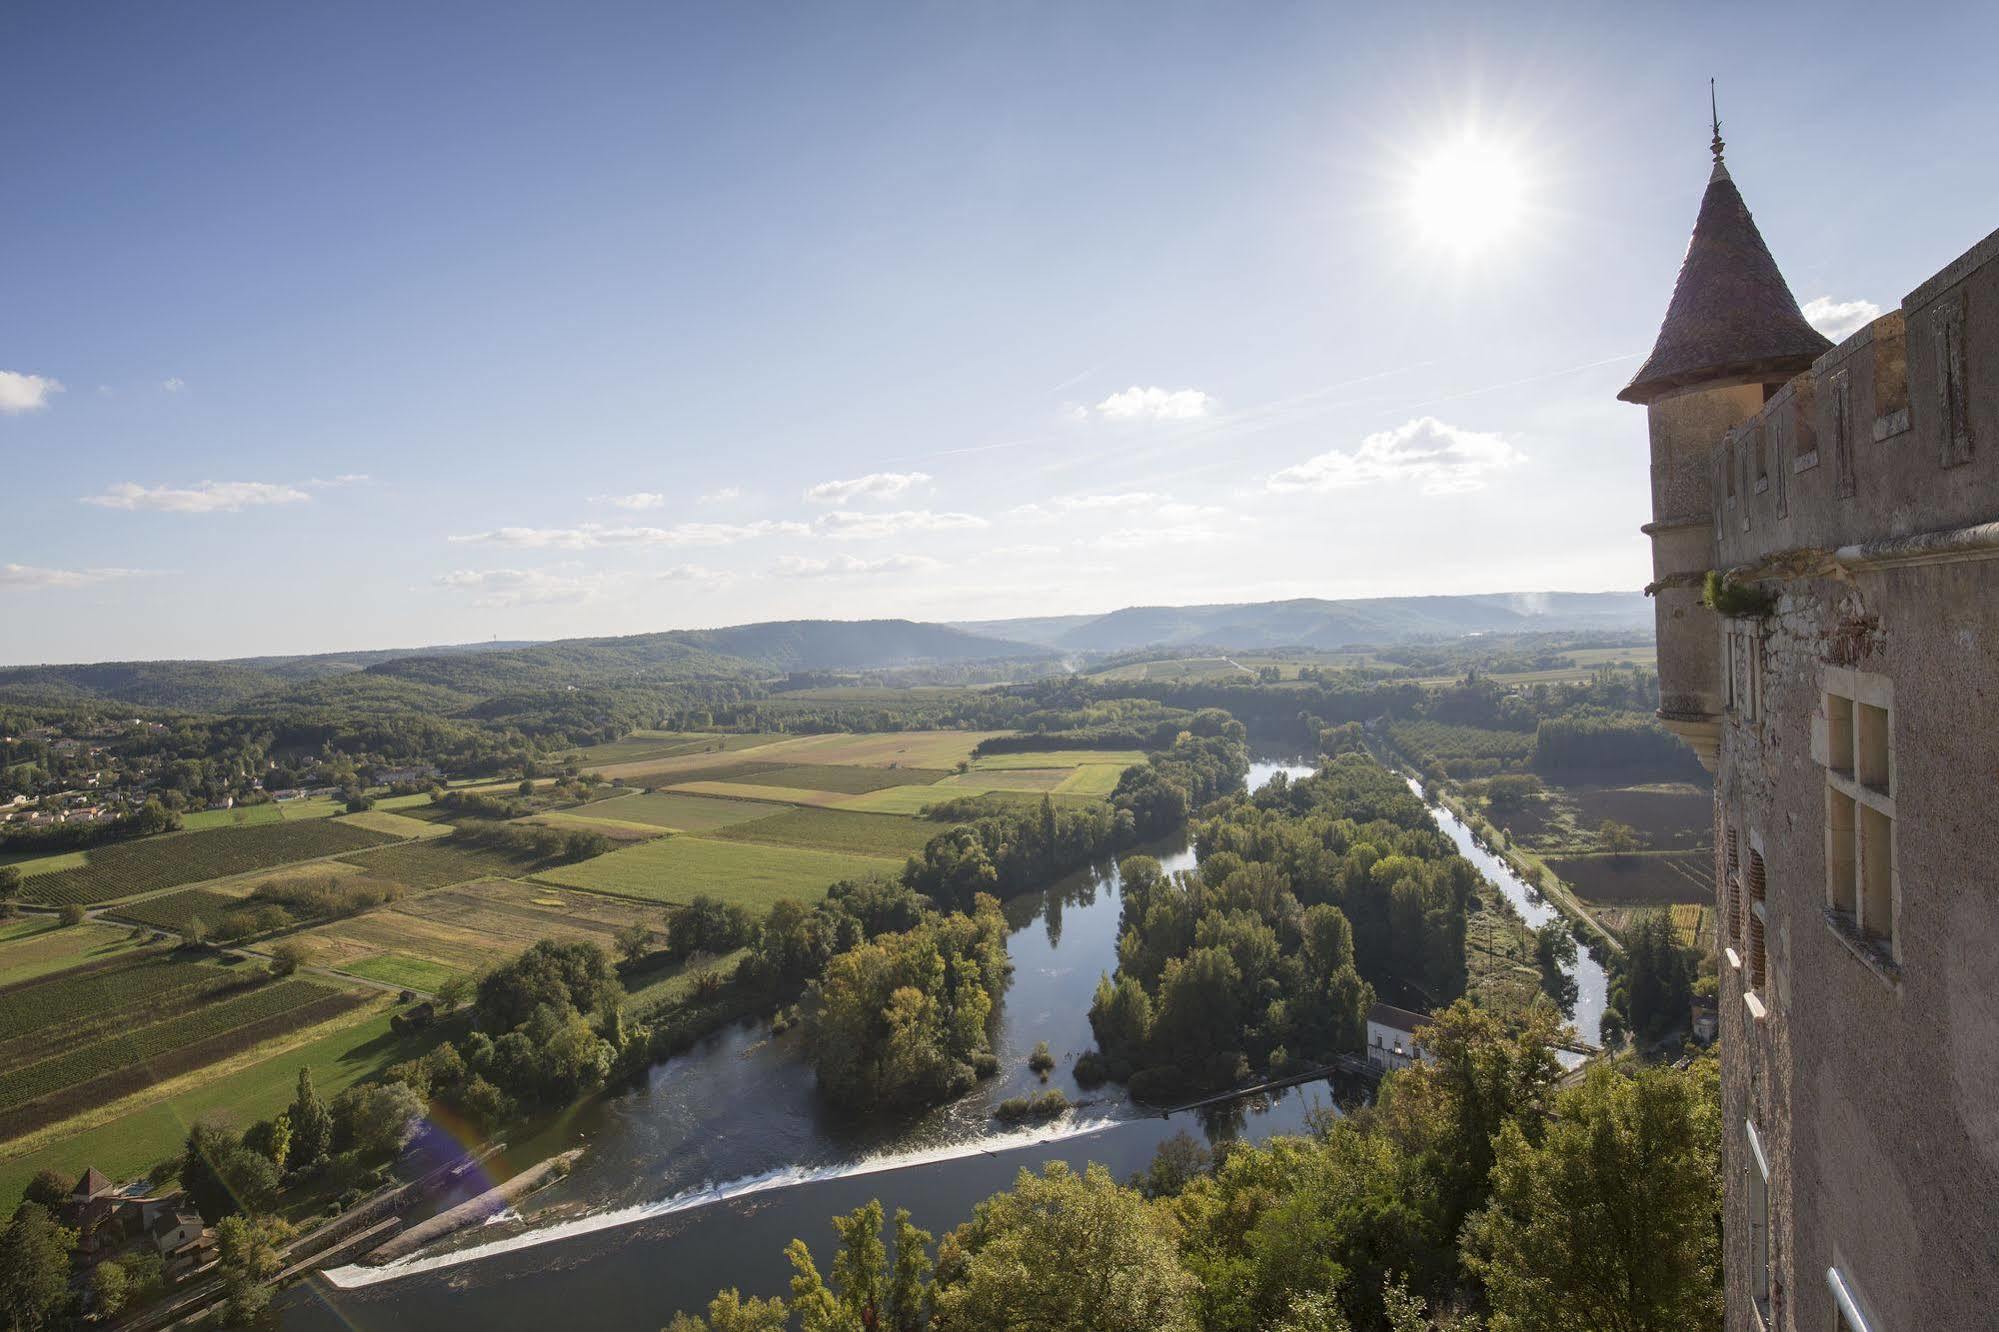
[1621,122,1830,768]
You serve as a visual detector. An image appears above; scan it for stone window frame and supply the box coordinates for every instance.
[1931,297,1974,467]
[1827,1261,1881,1332]
[1816,666,1901,981]
[1747,1117,1775,1327]
[1724,621,1764,724]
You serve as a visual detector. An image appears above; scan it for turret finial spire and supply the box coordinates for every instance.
[1709,79,1725,163]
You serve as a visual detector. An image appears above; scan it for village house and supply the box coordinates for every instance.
[1364,1001,1431,1071]
[57,1167,216,1278]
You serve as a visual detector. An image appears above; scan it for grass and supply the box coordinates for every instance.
[751,730,1008,769]
[0,923,146,986]
[6,849,88,878]
[590,791,785,832]
[337,809,453,840]
[180,804,285,832]
[620,948,748,1018]
[836,785,1068,816]
[341,953,463,992]
[538,835,901,911]
[1053,765,1130,796]
[0,1004,420,1208]
[296,879,659,975]
[278,796,344,821]
[744,764,949,794]
[522,809,670,841]
[932,768,1070,793]
[663,780,855,809]
[337,836,542,891]
[711,807,944,857]
[20,820,400,906]
[970,749,1145,770]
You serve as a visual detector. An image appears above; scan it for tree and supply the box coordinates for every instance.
[58,903,85,927]
[182,1121,281,1220]
[1596,819,1640,856]
[243,1109,293,1172]
[289,1067,334,1169]
[436,973,475,1011]
[1617,913,1694,1045]
[614,922,658,966]
[0,866,20,913]
[20,1170,70,1211]
[1466,1062,1721,1332]
[332,1081,425,1159]
[267,939,309,978]
[88,1258,131,1318]
[931,1162,1197,1332]
[215,1214,294,1326]
[0,1203,76,1332]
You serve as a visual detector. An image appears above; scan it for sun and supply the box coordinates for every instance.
[1406,133,1528,255]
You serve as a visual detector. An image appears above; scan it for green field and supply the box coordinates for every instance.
[0,1005,419,1209]
[835,785,1059,815]
[20,820,400,906]
[619,948,749,1018]
[337,809,452,840]
[592,791,785,833]
[1053,765,1130,796]
[0,922,145,986]
[4,849,88,877]
[537,835,901,911]
[108,888,244,935]
[180,803,285,832]
[662,780,853,809]
[337,836,542,891]
[711,807,945,857]
[970,750,1144,770]
[0,978,345,1117]
[341,953,462,992]
[744,764,949,794]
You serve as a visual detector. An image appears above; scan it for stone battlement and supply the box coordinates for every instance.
[1708,226,1999,574]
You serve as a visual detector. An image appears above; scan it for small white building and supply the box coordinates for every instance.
[1365,1002,1433,1071]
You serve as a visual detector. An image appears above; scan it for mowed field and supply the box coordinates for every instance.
[0,920,146,986]
[536,835,903,910]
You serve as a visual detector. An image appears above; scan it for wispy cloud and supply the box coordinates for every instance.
[81,480,313,513]
[0,371,64,414]
[437,568,609,607]
[805,471,933,505]
[307,474,372,488]
[1269,416,1523,495]
[770,553,943,579]
[449,520,808,550]
[1,563,154,591]
[162,376,186,393]
[656,564,728,585]
[699,487,742,504]
[1095,386,1211,421]
[596,492,667,511]
[812,509,987,540]
[1094,523,1221,550]
[1802,296,1882,341]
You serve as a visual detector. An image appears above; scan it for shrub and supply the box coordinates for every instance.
[1702,569,1776,617]
[59,903,86,927]
[1028,1040,1055,1077]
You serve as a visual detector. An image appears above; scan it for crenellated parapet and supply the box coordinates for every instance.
[1711,225,1999,575]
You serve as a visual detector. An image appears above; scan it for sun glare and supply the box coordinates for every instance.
[1407,134,1528,255]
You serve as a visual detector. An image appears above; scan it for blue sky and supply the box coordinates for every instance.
[5,1,1996,664]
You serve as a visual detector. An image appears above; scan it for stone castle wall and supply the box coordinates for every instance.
[1684,225,1999,1331]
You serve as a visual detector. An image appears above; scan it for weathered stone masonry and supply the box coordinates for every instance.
[1625,139,1999,1332]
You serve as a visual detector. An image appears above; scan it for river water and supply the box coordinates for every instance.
[293,758,1590,1329]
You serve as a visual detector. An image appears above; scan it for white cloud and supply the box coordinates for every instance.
[449,520,808,550]
[0,371,63,414]
[1,563,152,590]
[1096,386,1211,420]
[804,471,933,504]
[770,553,943,579]
[307,473,372,488]
[656,564,727,585]
[700,487,742,504]
[1094,524,1221,550]
[162,377,186,393]
[991,543,1061,558]
[437,568,609,607]
[1802,296,1883,341]
[81,480,313,513]
[1269,416,1523,496]
[597,492,667,510]
[812,509,987,540]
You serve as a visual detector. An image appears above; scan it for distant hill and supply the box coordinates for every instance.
[0,620,1052,713]
[0,595,1646,714]
[955,592,1650,652]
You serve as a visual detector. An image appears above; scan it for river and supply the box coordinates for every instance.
[292,757,1582,1329]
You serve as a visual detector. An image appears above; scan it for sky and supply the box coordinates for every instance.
[5,1,1996,666]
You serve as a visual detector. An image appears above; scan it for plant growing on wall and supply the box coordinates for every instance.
[1701,570,1776,617]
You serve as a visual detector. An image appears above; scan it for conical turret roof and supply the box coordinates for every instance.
[1619,160,1831,404]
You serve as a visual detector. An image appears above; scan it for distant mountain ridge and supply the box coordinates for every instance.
[0,593,1647,712]
[955,591,1650,652]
